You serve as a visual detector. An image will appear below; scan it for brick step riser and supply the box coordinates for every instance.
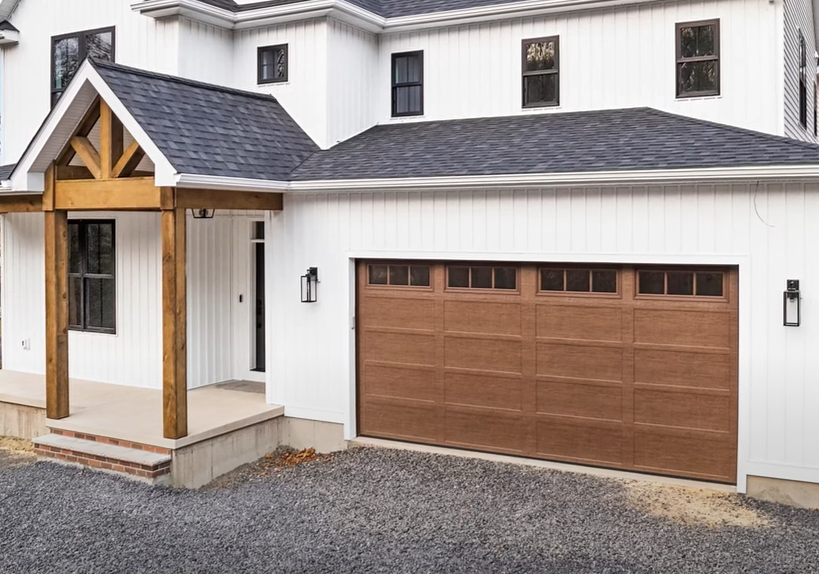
[35,444,171,481]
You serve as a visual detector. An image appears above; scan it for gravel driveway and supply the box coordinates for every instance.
[1,446,818,574]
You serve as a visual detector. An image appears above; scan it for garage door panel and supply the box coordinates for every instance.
[536,342,622,382]
[445,336,522,374]
[634,388,731,432]
[633,429,734,481]
[536,380,623,422]
[635,348,731,390]
[536,418,624,464]
[363,331,436,366]
[362,364,436,402]
[634,309,731,349]
[361,398,439,442]
[445,409,527,453]
[444,300,522,336]
[360,297,436,331]
[536,305,623,342]
[445,372,522,412]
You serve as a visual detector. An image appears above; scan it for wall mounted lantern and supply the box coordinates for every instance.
[301,267,319,303]
[191,208,216,220]
[784,279,801,327]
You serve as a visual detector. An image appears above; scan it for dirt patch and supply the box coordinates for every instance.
[204,447,332,490]
[0,436,36,469]
[625,481,771,529]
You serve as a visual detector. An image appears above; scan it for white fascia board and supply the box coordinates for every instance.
[287,165,819,192]
[131,0,235,28]
[0,0,21,21]
[0,29,19,45]
[174,173,289,192]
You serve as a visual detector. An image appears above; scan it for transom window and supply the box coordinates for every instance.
[369,264,431,287]
[522,36,559,108]
[68,220,116,333]
[392,51,424,117]
[540,268,618,294]
[676,19,719,98]
[638,270,724,297]
[52,27,115,106]
[258,44,288,84]
[447,266,517,290]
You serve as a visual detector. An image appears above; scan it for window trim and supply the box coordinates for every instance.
[537,266,621,298]
[257,43,289,85]
[51,26,116,106]
[68,219,117,335]
[391,50,425,118]
[675,19,720,99]
[522,36,560,108]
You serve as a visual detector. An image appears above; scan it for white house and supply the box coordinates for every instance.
[0,0,819,504]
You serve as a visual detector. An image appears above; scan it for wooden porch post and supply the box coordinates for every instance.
[161,199,188,439]
[43,164,69,419]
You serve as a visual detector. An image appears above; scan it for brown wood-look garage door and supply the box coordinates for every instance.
[357,262,739,484]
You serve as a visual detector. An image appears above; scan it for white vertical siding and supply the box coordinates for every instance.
[269,183,819,485]
[783,0,818,141]
[178,18,235,85]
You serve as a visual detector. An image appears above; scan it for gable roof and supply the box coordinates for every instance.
[91,59,318,181]
[290,108,819,181]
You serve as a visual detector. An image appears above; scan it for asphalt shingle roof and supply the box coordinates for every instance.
[290,108,819,181]
[0,163,15,179]
[91,59,318,181]
[194,0,528,17]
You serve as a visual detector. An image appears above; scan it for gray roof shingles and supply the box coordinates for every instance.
[0,163,15,179]
[91,59,318,181]
[290,108,819,181]
[194,0,530,17]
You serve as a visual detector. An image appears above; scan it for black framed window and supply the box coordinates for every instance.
[68,220,116,334]
[51,27,115,106]
[676,19,719,98]
[392,51,424,117]
[258,44,288,84]
[799,31,808,128]
[522,36,559,107]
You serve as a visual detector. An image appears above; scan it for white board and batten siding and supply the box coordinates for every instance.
[0,212,263,389]
[268,183,819,489]
[783,0,818,141]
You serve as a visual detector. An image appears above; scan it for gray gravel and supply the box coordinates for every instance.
[1,447,818,574]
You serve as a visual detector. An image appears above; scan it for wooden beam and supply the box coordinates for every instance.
[54,177,160,211]
[0,194,42,213]
[111,140,146,179]
[176,189,284,211]
[161,208,188,439]
[56,97,101,167]
[55,165,94,180]
[99,100,123,180]
[70,137,102,180]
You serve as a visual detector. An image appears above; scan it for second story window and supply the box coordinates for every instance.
[52,27,115,106]
[522,37,559,108]
[799,31,808,128]
[676,20,719,98]
[258,44,288,84]
[392,51,424,117]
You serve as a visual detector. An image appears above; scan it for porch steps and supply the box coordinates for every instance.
[33,433,172,485]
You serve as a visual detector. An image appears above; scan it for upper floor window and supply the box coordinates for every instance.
[522,36,559,108]
[52,27,115,106]
[676,20,719,98]
[258,44,288,84]
[392,51,424,117]
[799,31,808,128]
[68,220,116,334]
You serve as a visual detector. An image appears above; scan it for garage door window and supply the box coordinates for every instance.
[368,264,430,287]
[447,266,517,290]
[638,270,723,297]
[540,268,617,294]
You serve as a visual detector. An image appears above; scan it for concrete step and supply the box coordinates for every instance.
[33,434,172,485]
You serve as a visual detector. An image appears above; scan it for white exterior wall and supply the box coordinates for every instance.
[178,17,235,85]
[0,0,180,164]
[783,0,818,141]
[377,0,782,136]
[269,183,819,489]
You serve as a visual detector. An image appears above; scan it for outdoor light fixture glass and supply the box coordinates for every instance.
[784,279,801,327]
[301,267,319,303]
[191,208,216,219]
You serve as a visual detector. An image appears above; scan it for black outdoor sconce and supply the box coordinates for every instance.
[784,279,801,327]
[191,208,216,219]
[301,267,319,303]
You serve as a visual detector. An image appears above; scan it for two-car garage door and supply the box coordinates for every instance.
[357,261,738,483]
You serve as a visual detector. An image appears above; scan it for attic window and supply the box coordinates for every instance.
[51,27,115,107]
[258,44,288,84]
[392,51,424,117]
[676,20,720,98]
[522,37,560,108]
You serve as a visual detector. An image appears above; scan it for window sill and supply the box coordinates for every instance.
[675,94,722,102]
[388,115,426,122]
[258,81,290,87]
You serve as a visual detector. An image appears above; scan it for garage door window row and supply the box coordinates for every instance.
[638,270,724,297]
[540,268,618,294]
[368,264,431,287]
[447,266,517,290]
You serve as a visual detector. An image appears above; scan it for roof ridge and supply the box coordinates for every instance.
[643,107,819,152]
[89,58,281,104]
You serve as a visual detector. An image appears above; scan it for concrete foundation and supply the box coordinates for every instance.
[747,475,819,510]
[279,417,347,453]
[0,401,47,439]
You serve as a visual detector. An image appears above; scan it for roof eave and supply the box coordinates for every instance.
[174,172,289,191]
[0,28,19,45]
